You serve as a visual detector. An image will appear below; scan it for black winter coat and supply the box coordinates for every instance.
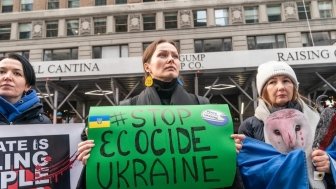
[238,116,264,141]
[77,84,245,189]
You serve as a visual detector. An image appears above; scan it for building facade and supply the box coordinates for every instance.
[1,0,336,125]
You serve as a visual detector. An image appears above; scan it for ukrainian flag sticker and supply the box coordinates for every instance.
[89,115,110,128]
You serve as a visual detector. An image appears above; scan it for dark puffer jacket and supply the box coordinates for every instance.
[0,102,51,125]
[0,89,51,125]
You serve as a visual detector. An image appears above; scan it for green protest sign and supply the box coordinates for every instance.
[87,104,236,189]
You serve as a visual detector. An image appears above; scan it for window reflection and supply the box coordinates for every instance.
[44,48,78,61]
[194,38,232,53]
[247,34,286,49]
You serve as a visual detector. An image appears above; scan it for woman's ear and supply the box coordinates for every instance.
[24,85,31,93]
[144,63,151,73]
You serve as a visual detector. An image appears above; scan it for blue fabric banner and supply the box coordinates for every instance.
[238,137,309,189]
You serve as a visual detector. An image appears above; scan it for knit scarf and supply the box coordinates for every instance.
[255,99,324,189]
[0,90,40,122]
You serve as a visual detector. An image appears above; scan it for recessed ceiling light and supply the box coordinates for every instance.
[37,93,54,98]
[85,90,113,96]
[204,84,236,90]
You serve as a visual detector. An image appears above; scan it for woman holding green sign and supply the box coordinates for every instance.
[78,39,249,188]
[233,61,335,189]
[78,38,208,162]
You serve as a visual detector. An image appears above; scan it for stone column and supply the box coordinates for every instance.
[179,39,194,53]
[60,0,67,8]
[207,8,215,27]
[34,0,46,10]
[128,42,142,57]
[232,35,247,51]
[286,32,302,48]
[310,0,320,19]
[333,0,336,17]
[259,4,268,23]
[80,0,93,7]
[13,0,20,12]
[107,16,114,34]
[29,49,43,62]
[78,46,92,59]
[58,19,66,37]
[156,11,164,30]
[129,0,141,3]
[107,0,114,5]
[10,22,18,40]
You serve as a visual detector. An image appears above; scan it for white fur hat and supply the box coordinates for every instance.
[256,61,298,96]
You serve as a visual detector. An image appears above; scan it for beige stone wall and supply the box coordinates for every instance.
[286,32,302,48]
[1,0,335,59]
[59,0,67,8]
[81,0,93,7]
[107,0,114,5]
[33,0,46,10]
[13,0,20,12]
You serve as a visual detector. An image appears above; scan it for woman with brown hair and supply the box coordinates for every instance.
[76,39,209,188]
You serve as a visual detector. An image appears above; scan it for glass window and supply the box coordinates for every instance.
[0,51,29,59]
[302,32,332,46]
[143,0,155,2]
[267,4,281,22]
[48,0,59,9]
[143,42,151,52]
[164,12,178,29]
[194,38,232,53]
[2,0,13,13]
[21,0,33,11]
[0,24,11,40]
[115,0,127,4]
[95,0,106,6]
[143,14,156,31]
[92,45,128,59]
[247,34,286,49]
[22,51,29,59]
[67,19,79,36]
[46,21,58,38]
[43,48,78,61]
[115,15,128,32]
[19,23,31,39]
[245,7,259,24]
[297,2,311,20]
[193,10,207,27]
[68,0,79,8]
[319,1,332,18]
[215,9,229,26]
[94,18,106,35]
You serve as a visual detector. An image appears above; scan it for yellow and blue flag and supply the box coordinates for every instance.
[88,115,110,128]
[238,137,309,189]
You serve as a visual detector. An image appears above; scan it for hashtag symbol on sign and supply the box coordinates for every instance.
[110,112,127,126]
